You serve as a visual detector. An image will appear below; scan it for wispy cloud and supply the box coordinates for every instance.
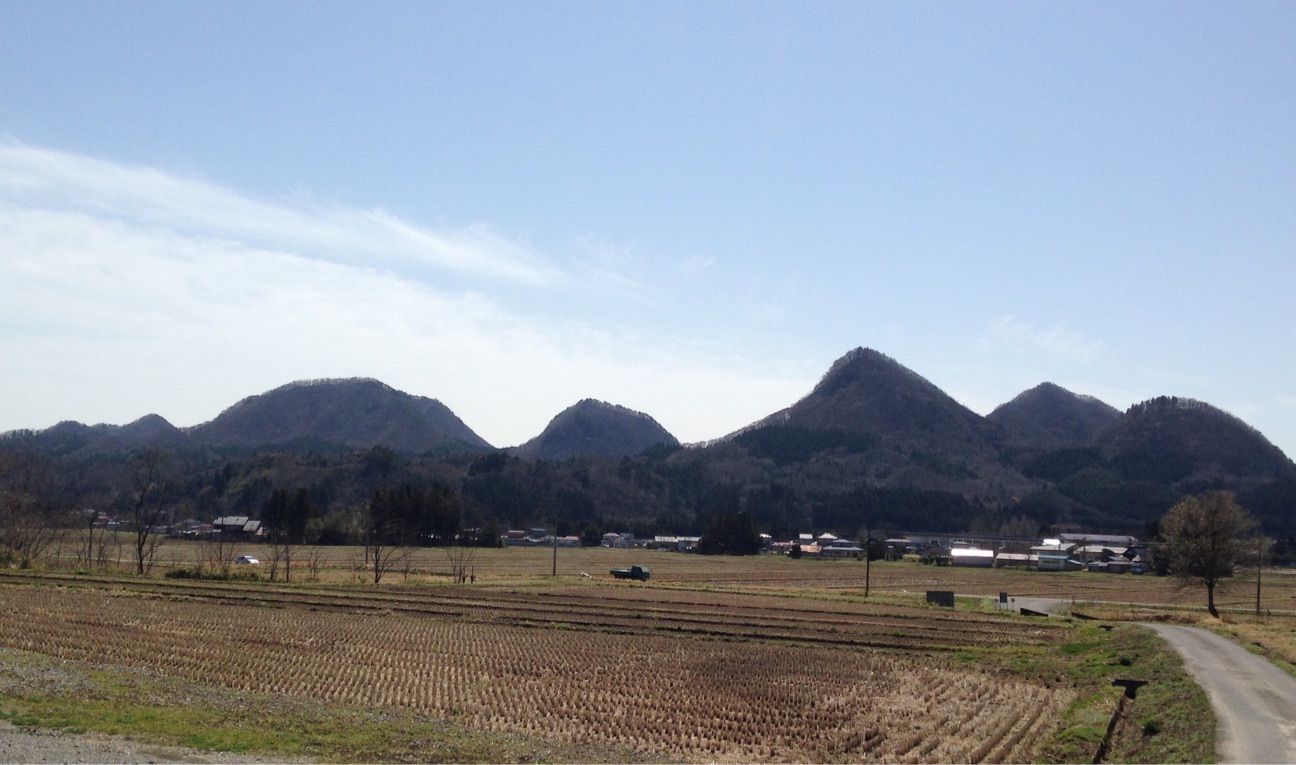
[573,233,651,297]
[0,141,809,445]
[680,254,717,275]
[0,141,559,285]
[981,315,1104,364]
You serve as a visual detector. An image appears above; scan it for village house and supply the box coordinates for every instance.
[212,516,261,541]
[820,538,864,559]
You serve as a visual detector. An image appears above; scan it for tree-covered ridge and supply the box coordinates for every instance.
[1097,395,1295,487]
[511,399,679,459]
[988,382,1121,457]
[189,377,493,454]
[3,348,1294,542]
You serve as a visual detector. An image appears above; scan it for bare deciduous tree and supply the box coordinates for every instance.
[362,491,407,584]
[1158,490,1257,618]
[0,449,66,569]
[262,488,317,583]
[304,546,326,582]
[446,544,477,584]
[126,448,173,575]
[199,532,236,578]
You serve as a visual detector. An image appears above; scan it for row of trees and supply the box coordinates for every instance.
[0,439,1276,619]
[1,447,177,576]
[360,483,461,584]
[0,449,61,569]
[0,443,483,582]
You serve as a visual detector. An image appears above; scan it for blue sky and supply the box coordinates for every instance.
[2,2,1294,455]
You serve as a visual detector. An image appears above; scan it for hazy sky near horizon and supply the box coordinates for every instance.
[2,2,1294,455]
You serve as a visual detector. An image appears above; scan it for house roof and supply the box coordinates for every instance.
[1059,533,1142,546]
[1031,543,1075,553]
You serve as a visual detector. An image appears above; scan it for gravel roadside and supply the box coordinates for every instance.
[0,647,310,764]
[0,719,284,764]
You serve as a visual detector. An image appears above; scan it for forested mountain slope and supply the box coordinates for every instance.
[511,399,679,459]
[4,349,1294,538]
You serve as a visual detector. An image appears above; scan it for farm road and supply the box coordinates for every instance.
[1145,623,1296,764]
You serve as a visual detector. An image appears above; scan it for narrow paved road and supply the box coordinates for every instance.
[1145,623,1296,764]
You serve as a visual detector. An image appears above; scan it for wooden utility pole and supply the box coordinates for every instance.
[1256,535,1266,616]
[864,525,872,598]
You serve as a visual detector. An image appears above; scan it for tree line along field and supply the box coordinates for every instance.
[74,536,1296,614]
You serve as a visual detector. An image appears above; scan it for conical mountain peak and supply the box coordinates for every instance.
[513,399,678,459]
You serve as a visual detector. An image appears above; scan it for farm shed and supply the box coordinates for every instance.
[950,548,995,567]
[994,552,1034,569]
[1087,559,1133,574]
[1037,553,1085,572]
[820,540,864,559]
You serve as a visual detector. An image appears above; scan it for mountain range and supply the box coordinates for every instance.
[6,347,1294,535]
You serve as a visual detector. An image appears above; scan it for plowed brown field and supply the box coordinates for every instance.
[0,572,1074,763]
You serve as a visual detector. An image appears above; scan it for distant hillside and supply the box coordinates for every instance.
[5,351,1295,539]
[122,413,187,445]
[512,399,679,459]
[1095,396,1296,488]
[724,348,1021,495]
[4,414,189,459]
[1008,395,1296,534]
[988,382,1120,459]
[189,378,492,454]
[784,348,986,438]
